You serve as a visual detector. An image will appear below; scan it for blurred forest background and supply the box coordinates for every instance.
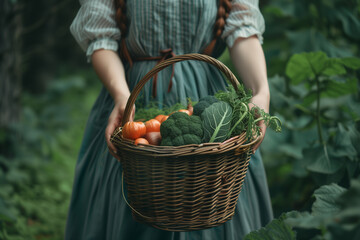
[1,0,360,239]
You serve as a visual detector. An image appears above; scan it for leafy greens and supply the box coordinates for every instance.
[201,101,232,143]
[215,84,282,141]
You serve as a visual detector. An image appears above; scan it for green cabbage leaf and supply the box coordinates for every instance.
[201,101,232,143]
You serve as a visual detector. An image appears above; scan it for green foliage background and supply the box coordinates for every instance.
[1,0,359,239]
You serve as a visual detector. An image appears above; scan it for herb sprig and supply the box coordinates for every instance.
[215,84,282,140]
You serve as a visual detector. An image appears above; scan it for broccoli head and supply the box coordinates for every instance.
[160,112,203,146]
[193,96,219,116]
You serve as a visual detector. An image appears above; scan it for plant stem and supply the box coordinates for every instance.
[254,117,265,124]
[228,111,247,138]
[227,102,248,138]
[315,75,324,144]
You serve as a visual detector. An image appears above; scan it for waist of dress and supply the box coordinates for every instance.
[132,49,176,98]
[132,48,176,62]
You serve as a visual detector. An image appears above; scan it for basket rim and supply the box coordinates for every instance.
[111,129,262,157]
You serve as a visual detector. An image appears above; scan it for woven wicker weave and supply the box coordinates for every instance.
[111,53,260,231]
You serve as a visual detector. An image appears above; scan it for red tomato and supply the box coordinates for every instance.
[145,119,161,133]
[122,122,146,140]
[134,138,149,145]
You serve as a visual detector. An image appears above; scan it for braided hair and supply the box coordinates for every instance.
[214,0,232,39]
[114,0,134,65]
[203,0,232,55]
[114,0,128,37]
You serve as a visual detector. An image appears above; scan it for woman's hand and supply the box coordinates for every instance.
[105,100,135,160]
[249,93,270,153]
[105,97,135,161]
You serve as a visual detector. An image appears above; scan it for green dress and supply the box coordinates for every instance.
[66,0,272,239]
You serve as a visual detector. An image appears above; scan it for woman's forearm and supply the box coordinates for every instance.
[91,49,130,103]
[229,35,270,111]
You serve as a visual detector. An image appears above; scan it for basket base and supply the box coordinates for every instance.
[133,211,235,232]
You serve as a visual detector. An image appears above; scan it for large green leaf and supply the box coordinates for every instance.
[322,77,357,98]
[312,183,346,216]
[322,58,347,76]
[336,179,360,230]
[201,101,232,143]
[329,123,358,161]
[337,178,360,211]
[284,180,360,239]
[296,72,356,107]
[340,57,360,70]
[286,52,359,87]
[285,211,323,229]
[306,145,344,174]
[334,8,360,40]
[286,53,318,84]
[285,184,346,230]
[304,52,346,76]
[244,214,296,240]
[285,51,350,86]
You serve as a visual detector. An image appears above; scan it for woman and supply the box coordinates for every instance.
[66,0,272,239]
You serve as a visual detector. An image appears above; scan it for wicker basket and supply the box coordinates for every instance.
[111,53,260,232]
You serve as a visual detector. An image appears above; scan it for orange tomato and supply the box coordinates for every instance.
[122,122,146,140]
[134,138,149,145]
[160,115,169,123]
[178,109,190,115]
[145,119,161,133]
[155,114,166,122]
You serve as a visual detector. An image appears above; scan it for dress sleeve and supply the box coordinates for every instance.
[70,0,121,61]
[222,0,265,48]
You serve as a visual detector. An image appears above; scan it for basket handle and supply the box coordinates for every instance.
[122,53,240,126]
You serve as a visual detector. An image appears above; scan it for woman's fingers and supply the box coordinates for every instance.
[252,120,266,153]
[248,96,269,154]
[105,106,123,161]
[105,123,118,155]
[105,103,136,161]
